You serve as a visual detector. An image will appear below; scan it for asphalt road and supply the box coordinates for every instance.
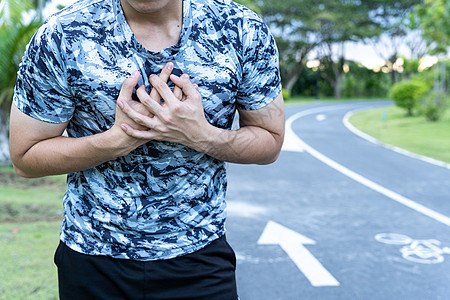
[225,100,450,300]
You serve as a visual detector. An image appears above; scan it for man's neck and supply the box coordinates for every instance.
[120,0,183,52]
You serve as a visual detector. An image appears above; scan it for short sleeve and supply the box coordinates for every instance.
[236,11,282,111]
[13,17,74,123]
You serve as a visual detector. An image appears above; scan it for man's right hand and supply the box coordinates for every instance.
[109,62,178,156]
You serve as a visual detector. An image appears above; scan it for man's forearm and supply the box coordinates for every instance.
[195,125,283,165]
[11,128,139,178]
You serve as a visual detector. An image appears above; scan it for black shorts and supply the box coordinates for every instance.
[54,236,238,300]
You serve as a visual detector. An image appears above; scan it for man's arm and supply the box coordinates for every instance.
[9,104,132,178]
[118,74,285,165]
[205,93,285,164]
[10,65,175,178]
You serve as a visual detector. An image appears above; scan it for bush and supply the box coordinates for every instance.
[389,80,429,116]
[420,91,449,122]
[282,88,291,100]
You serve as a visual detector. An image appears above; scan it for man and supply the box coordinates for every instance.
[10,0,284,298]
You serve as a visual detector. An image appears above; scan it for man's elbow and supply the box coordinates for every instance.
[257,135,283,165]
[11,161,34,178]
[10,153,41,178]
[258,152,280,165]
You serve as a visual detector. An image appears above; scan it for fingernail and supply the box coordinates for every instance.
[131,70,139,78]
[182,74,189,79]
[120,124,127,132]
[118,100,124,109]
[166,62,173,71]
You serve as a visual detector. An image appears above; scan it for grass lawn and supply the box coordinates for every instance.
[0,221,61,300]
[349,105,450,164]
[0,168,65,300]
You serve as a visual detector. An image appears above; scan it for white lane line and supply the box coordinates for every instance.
[343,109,450,170]
[282,105,345,153]
[287,105,450,227]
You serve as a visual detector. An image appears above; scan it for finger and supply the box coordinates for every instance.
[120,93,158,129]
[118,71,140,103]
[170,74,199,100]
[121,124,164,142]
[149,74,178,107]
[150,62,174,101]
[173,86,183,101]
[121,123,156,140]
[136,85,163,116]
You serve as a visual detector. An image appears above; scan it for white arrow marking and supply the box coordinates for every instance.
[258,221,340,287]
[316,114,327,121]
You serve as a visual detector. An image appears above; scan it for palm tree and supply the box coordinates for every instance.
[0,0,44,164]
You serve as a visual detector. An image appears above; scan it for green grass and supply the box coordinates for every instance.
[0,221,60,300]
[0,168,65,300]
[349,105,450,164]
[0,171,66,223]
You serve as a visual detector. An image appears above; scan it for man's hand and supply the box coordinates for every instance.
[110,62,184,153]
[117,64,285,165]
[118,73,211,151]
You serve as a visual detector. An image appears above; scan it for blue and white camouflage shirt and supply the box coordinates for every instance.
[14,0,281,260]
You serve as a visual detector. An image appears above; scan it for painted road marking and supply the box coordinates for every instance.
[285,105,450,227]
[316,114,327,121]
[375,233,450,264]
[258,221,340,287]
[282,106,344,153]
[227,201,267,218]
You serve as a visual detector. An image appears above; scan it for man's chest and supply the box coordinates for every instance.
[66,37,242,131]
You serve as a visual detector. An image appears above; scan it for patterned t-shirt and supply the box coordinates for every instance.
[14,0,281,260]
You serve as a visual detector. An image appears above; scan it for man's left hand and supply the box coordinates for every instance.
[118,73,212,151]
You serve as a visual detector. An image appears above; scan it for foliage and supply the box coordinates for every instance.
[257,0,382,92]
[0,0,34,26]
[292,61,392,99]
[232,0,260,13]
[414,0,450,55]
[0,18,41,113]
[389,80,430,116]
[341,63,392,98]
[281,88,291,101]
[419,91,449,122]
[0,0,44,164]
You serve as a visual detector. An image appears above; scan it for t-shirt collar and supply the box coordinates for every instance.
[113,0,192,58]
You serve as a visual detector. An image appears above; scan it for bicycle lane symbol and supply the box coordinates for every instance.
[375,233,450,264]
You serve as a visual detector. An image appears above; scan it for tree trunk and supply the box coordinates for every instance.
[334,73,343,99]
[284,61,305,93]
[0,110,11,166]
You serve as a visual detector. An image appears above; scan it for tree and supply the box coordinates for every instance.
[367,0,423,83]
[414,0,450,55]
[413,0,449,121]
[319,42,346,99]
[257,0,383,95]
[0,0,43,165]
